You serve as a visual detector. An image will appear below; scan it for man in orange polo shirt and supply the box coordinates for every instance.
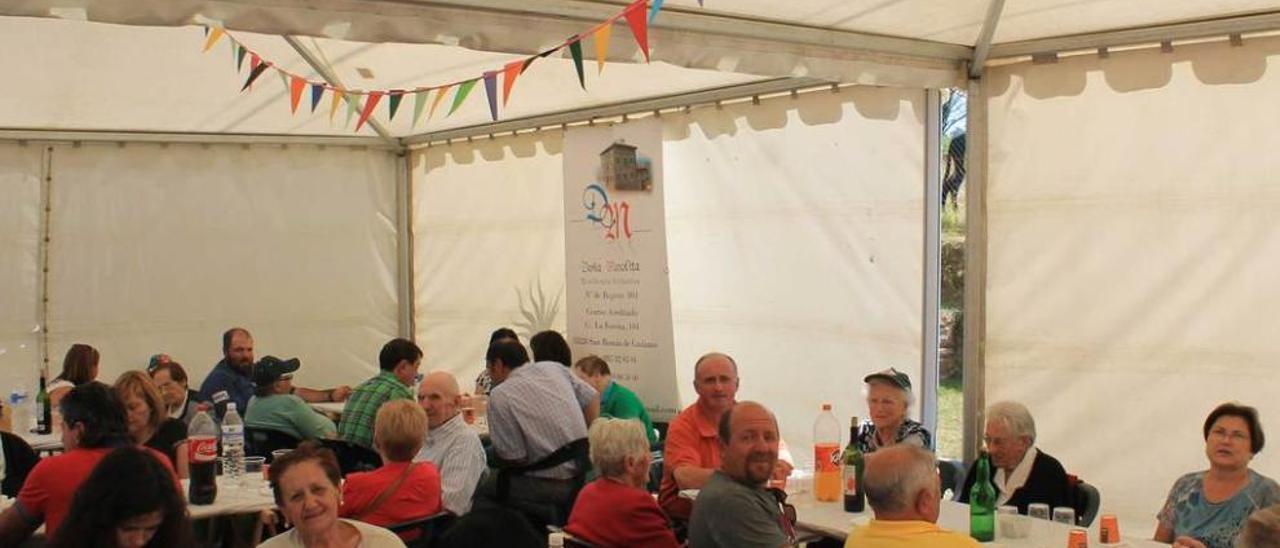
[659,352,792,521]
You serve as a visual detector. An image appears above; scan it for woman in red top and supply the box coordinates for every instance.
[340,399,442,532]
[566,418,679,548]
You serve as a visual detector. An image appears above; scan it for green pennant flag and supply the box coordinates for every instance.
[411,91,429,129]
[345,93,360,127]
[448,80,478,116]
[568,39,586,89]
[236,46,248,72]
[387,91,404,121]
[228,39,237,67]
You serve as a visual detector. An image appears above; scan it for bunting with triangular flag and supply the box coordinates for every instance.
[502,61,523,106]
[356,92,383,132]
[568,39,586,89]
[429,85,452,121]
[329,88,344,123]
[482,72,499,122]
[236,46,248,72]
[289,77,307,113]
[449,80,478,116]
[310,84,325,113]
[345,92,360,127]
[594,25,612,74]
[623,1,650,62]
[387,90,405,122]
[202,27,225,52]
[649,0,665,23]
[411,91,429,129]
[241,62,270,91]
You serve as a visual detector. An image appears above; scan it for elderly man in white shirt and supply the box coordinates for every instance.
[958,401,1073,514]
[415,371,487,515]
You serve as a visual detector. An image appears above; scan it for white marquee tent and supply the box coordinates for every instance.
[3,0,1280,529]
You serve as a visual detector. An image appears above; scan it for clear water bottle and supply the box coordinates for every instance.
[221,402,245,484]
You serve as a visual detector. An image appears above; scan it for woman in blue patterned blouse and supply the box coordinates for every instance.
[1156,403,1280,548]
[854,367,932,454]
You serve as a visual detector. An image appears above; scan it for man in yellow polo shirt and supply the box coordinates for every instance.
[845,444,980,548]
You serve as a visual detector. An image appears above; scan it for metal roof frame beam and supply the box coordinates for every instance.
[988,10,1280,60]
[0,128,394,148]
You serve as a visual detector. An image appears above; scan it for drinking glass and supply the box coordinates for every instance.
[242,456,267,488]
[1053,506,1077,526]
[997,505,1029,539]
[1028,503,1051,520]
[271,449,292,463]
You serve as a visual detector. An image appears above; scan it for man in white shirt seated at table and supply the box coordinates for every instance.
[415,370,487,515]
[844,444,979,548]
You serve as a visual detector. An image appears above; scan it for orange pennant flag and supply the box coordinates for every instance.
[428,85,452,120]
[593,24,612,74]
[502,61,524,106]
[622,0,650,62]
[355,93,383,133]
[329,88,345,123]
[288,76,307,114]
[202,27,226,52]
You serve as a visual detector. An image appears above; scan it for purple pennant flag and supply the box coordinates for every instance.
[241,62,270,91]
[482,72,499,121]
[310,84,325,112]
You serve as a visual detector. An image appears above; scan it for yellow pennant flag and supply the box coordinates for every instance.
[202,27,226,53]
[428,85,452,120]
[593,25,612,74]
[329,88,345,123]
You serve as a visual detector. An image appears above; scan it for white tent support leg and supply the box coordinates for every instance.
[969,0,1008,79]
[37,144,53,377]
[395,150,415,340]
[920,88,942,439]
[961,78,988,464]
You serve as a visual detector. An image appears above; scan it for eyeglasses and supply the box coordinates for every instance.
[768,487,797,544]
[1209,428,1249,442]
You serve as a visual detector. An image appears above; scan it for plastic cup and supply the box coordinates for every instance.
[271,449,291,463]
[1099,514,1120,544]
[1028,503,1051,520]
[998,505,1029,539]
[243,456,266,487]
[1053,507,1076,526]
[1068,528,1088,548]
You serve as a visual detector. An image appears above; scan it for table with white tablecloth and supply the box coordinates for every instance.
[15,430,63,454]
[183,476,277,520]
[791,493,1165,547]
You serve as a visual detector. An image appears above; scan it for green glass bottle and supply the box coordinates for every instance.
[35,374,51,435]
[841,416,865,512]
[969,451,996,542]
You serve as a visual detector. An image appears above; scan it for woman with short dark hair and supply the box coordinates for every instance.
[49,446,194,548]
[1156,403,1280,548]
[49,343,100,409]
[263,442,405,548]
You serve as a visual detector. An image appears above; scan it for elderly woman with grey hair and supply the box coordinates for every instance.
[958,401,1072,514]
[565,418,678,548]
[855,368,933,454]
[1238,504,1280,548]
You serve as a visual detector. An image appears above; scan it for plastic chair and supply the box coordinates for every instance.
[320,438,382,476]
[386,511,454,548]
[937,458,965,501]
[1075,481,1101,527]
[245,427,301,462]
[0,431,39,497]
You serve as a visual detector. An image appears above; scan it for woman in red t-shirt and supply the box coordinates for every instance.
[340,400,442,534]
[566,418,679,548]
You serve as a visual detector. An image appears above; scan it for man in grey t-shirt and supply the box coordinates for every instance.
[688,401,793,548]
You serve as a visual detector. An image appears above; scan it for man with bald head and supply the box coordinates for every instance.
[844,444,979,547]
[688,401,793,548]
[660,352,791,521]
[415,371,486,515]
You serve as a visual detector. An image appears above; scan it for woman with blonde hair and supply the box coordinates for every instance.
[48,343,100,409]
[113,371,189,478]
[340,400,443,532]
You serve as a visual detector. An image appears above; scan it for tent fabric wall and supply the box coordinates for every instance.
[412,133,569,388]
[41,143,398,390]
[983,36,1280,527]
[663,88,925,467]
[0,144,45,402]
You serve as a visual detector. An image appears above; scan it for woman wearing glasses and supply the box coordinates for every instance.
[1156,403,1280,548]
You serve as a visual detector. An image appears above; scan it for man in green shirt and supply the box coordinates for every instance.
[573,355,657,446]
[244,356,336,441]
[337,338,421,448]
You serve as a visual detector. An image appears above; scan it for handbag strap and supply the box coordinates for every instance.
[354,463,416,520]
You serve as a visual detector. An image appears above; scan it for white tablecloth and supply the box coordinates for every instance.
[16,431,62,453]
[791,493,1165,547]
[183,476,276,520]
[308,402,346,415]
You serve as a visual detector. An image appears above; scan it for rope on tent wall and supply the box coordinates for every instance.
[37,146,53,377]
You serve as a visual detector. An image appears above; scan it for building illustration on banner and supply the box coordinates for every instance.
[584,140,655,241]
[599,141,652,192]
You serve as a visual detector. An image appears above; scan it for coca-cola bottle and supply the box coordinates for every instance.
[188,403,219,505]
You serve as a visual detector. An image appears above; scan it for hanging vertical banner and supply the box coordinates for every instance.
[563,118,679,420]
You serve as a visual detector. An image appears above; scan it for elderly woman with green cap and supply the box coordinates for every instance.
[854,367,932,453]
